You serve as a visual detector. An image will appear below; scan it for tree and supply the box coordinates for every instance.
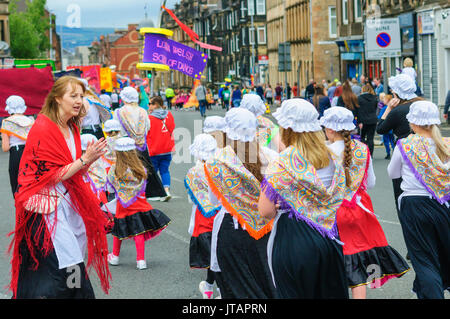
[8,0,50,59]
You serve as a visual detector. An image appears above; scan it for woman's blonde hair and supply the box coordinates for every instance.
[362,84,375,95]
[416,125,450,163]
[281,127,331,169]
[403,58,414,68]
[114,149,147,182]
[41,76,87,128]
[105,131,120,137]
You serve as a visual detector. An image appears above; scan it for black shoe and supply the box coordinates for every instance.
[385,154,391,159]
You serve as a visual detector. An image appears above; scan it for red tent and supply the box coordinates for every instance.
[0,66,54,117]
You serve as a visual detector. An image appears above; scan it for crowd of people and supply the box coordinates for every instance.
[0,58,448,300]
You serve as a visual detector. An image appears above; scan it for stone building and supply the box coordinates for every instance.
[266,0,340,92]
[0,0,10,50]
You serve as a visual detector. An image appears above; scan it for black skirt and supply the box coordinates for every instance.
[138,150,167,198]
[111,209,171,240]
[271,214,349,299]
[16,213,95,299]
[216,214,277,299]
[8,144,25,196]
[399,196,450,299]
[189,232,212,269]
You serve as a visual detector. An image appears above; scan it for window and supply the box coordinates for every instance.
[247,0,255,16]
[354,0,362,22]
[257,26,266,44]
[329,6,337,38]
[256,0,265,15]
[249,27,256,45]
[242,28,247,45]
[241,1,246,18]
[342,0,348,25]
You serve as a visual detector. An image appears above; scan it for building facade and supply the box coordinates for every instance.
[267,0,340,92]
[0,0,10,50]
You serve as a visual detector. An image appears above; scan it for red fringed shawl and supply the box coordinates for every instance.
[7,114,111,297]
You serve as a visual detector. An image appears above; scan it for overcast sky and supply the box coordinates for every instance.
[46,0,180,28]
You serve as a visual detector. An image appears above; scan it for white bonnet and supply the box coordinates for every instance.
[120,87,139,104]
[5,95,27,115]
[80,134,98,151]
[406,100,440,126]
[388,74,417,100]
[104,119,122,132]
[272,98,321,133]
[114,137,136,152]
[224,108,258,142]
[239,93,266,117]
[189,133,218,162]
[203,116,227,133]
[319,106,356,131]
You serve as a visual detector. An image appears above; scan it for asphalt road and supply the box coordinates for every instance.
[0,104,448,299]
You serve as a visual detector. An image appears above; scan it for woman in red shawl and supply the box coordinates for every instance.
[8,76,111,299]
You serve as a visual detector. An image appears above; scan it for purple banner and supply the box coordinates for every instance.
[143,33,208,79]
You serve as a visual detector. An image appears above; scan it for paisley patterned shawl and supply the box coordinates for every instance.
[256,115,279,147]
[342,140,371,202]
[116,106,148,151]
[86,96,112,123]
[104,135,120,166]
[261,145,346,240]
[0,115,35,140]
[204,146,273,240]
[397,134,450,204]
[85,157,108,193]
[107,165,147,208]
[184,161,221,218]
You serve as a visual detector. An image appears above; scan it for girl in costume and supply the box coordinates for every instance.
[185,134,221,299]
[8,76,111,299]
[258,99,349,299]
[239,93,280,151]
[203,116,227,148]
[106,137,171,270]
[388,101,449,299]
[205,108,278,299]
[102,119,122,170]
[113,86,167,200]
[320,106,410,299]
[1,95,35,196]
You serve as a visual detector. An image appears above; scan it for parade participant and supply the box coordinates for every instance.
[106,137,171,270]
[376,73,424,217]
[1,95,35,196]
[113,86,167,200]
[103,119,122,169]
[203,116,227,149]
[147,96,176,202]
[321,107,410,299]
[387,101,449,299]
[205,108,278,299]
[239,94,280,149]
[258,99,349,299]
[8,76,111,299]
[81,79,112,140]
[357,84,379,157]
[185,134,221,299]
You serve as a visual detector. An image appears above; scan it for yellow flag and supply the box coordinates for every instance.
[100,67,113,92]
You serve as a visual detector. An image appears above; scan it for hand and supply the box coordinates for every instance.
[387,97,400,110]
[82,138,108,165]
[359,123,363,130]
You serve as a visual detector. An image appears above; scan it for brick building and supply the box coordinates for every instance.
[266,0,340,92]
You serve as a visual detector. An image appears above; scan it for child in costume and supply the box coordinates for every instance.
[0,95,35,196]
[320,107,410,299]
[388,101,449,299]
[205,108,278,299]
[185,133,221,299]
[102,119,122,169]
[258,99,349,299]
[203,116,227,148]
[106,137,171,270]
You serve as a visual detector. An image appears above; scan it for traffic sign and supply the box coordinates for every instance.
[365,18,401,59]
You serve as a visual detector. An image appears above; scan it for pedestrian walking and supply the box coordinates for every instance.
[222,86,231,110]
[305,79,315,101]
[185,133,221,299]
[444,89,450,125]
[387,101,449,299]
[264,85,273,105]
[147,96,176,202]
[357,84,379,156]
[113,86,167,200]
[195,82,208,117]
[275,83,283,105]
[205,108,278,299]
[110,89,120,110]
[165,87,175,110]
[106,137,171,270]
[8,76,111,299]
[0,95,34,197]
[312,84,331,118]
[231,85,242,108]
[203,116,227,149]
[321,107,410,299]
[258,99,349,299]
[378,94,396,159]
